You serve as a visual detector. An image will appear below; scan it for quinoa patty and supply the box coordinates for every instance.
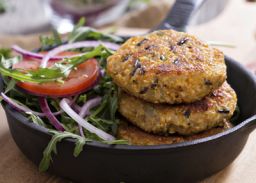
[107,30,226,104]
[118,82,237,135]
[117,120,233,146]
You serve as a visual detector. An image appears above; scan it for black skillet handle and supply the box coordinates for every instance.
[154,0,204,32]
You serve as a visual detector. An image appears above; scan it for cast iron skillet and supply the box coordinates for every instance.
[1,0,256,182]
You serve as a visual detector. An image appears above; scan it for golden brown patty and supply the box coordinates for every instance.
[107,30,226,104]
[118,82,237,135]
[117,120,233,146]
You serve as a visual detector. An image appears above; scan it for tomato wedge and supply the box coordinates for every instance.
[14,51,100,97]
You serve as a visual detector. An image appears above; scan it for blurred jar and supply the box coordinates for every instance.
[44,0,129,34]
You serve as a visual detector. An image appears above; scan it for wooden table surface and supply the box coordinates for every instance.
[0,0,256,182]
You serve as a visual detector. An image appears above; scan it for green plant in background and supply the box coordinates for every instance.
[0,0,6,14]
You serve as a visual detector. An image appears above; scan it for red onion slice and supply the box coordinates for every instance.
[72,104,82,113]
[77,96,101,137]
[39,97,65,131]
[78,125,84,137]
[79,97,102,118]
[1,92,62,117]
[60,98,115,141]
[12,45,83,61]
[41,41,120,68]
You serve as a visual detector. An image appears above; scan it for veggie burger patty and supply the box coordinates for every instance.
[117,119,233,146]
[107,30,226,104]
[118,82,237,135]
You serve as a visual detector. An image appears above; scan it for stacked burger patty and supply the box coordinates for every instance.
[107,30,237,145]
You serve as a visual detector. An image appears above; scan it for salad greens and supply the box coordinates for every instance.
[68,17,123,43]
[39,29,62,49]
[39,130,90,172]
[29,114,47,127]
[38,18,123,52]
[0,19,128,171]
[0,48,11,58]
[4,78,16,94]
[68,26,123,43]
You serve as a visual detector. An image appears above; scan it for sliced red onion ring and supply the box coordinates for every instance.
[72,104,84,136]
[41,41,120,68]
[77,97,101,137]
[12,45,83,61]
[72,104,81,113]
[51,110,63,116]
[78,124,84,137]
[1,92,62,117]
[60,98,115,141]
[39,97,65,131]
[100,69,105,77]
[72,104,83,136]
[79,97,102,118]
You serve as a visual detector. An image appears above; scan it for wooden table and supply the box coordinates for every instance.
[0,0,256,182]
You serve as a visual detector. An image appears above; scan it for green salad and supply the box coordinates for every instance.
[0,19,128,171]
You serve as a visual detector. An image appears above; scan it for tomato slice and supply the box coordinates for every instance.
[14,51,100,97]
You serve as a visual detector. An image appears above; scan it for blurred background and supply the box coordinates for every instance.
[0,0,175,34]
[0,0,255,66]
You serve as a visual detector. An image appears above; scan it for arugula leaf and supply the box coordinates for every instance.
[0,64,62,83]
[39,29,62,50]
[50,99,61,111]
[74,137,86,157]
[52,29,62,45]
[90,94,108,118]
[28,68,65,80]
[54,45,112,76]
[64,45,111,66]
[83,129,128,145]
[39,130,90,172]
[68,17,86,41]
[59,114,78,134]
[4,79,16,94]
[102,139,129,145]
[6,89,43,113]
[68,27,123,43]
[0,48,11,58]
[87,75,120,134]
[77,94,87,105]
[88,116,109,132]
[1,55,21,69]
[83,129,102,141]
[29,114,47,127]
[38,18,84,51]
[109,85,118,121]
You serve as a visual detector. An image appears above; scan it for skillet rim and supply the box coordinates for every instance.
[2,56,256,151]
